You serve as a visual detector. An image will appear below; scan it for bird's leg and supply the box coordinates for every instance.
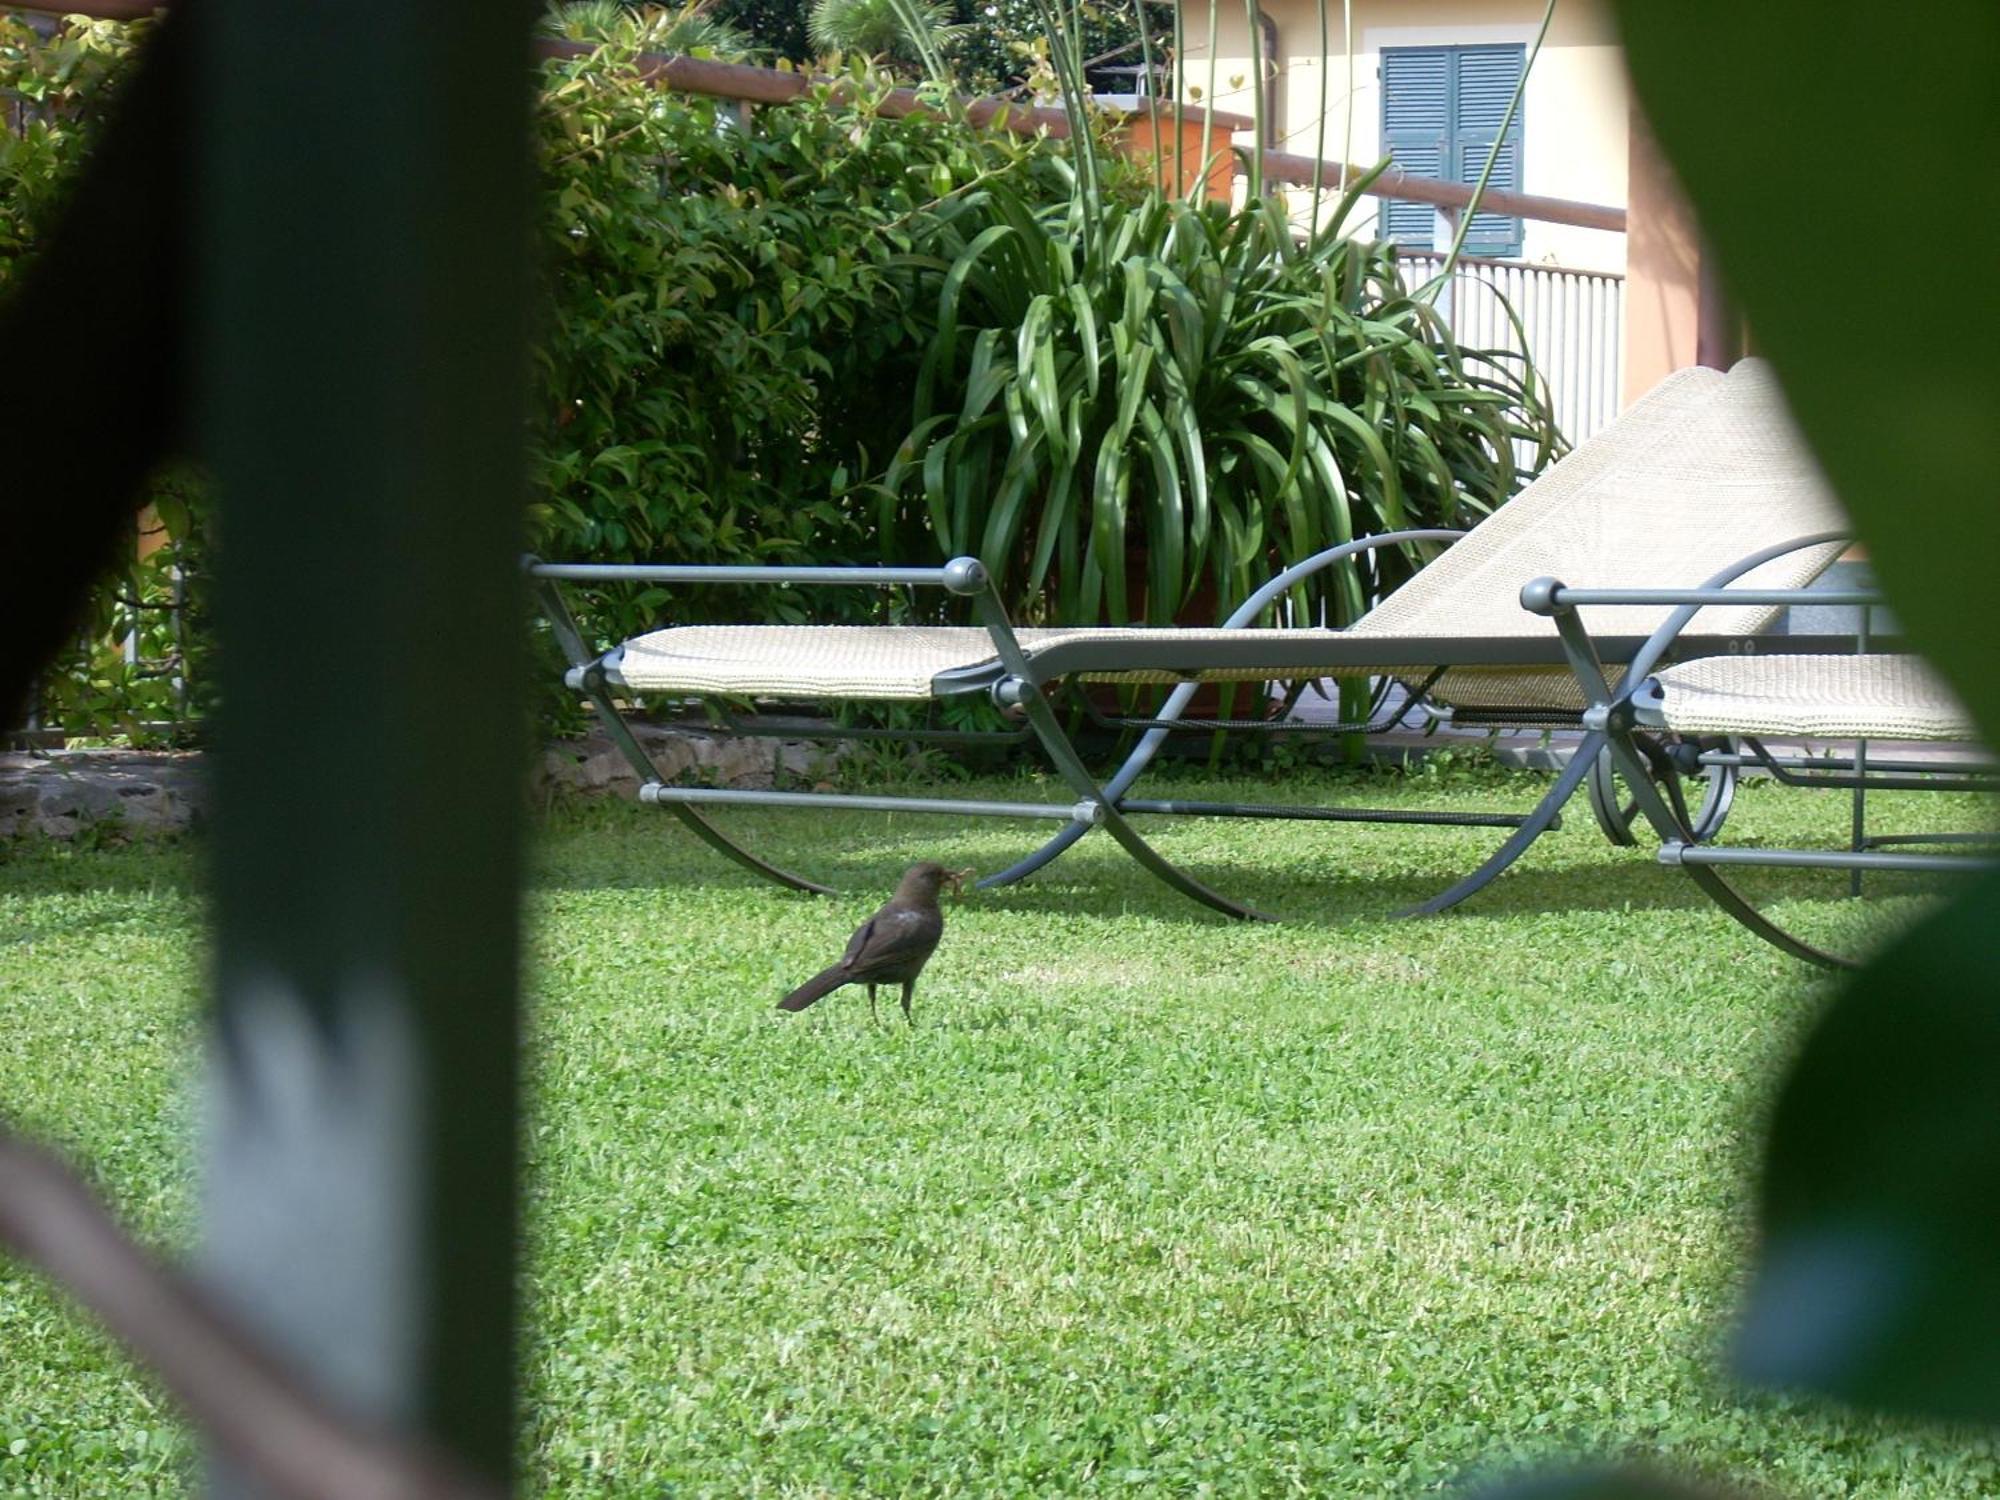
[867,984,878,1025]
[900,980,915,1026]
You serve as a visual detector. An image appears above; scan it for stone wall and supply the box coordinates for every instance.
[2,726,839,842]
[0,751,207,842]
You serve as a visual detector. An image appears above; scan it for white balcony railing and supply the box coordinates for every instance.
[1400,252,1625,453]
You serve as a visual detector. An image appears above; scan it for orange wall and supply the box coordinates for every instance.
[1114,111,1238,202]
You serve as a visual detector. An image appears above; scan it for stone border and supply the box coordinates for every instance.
[2,725,844,843]
[1,750,207,842]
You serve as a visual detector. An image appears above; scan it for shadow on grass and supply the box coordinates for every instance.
[527,801,1956,942]
[6,778,1962,950]
[0,835,205,913]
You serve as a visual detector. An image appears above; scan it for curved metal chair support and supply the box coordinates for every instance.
[1584,738,1738,849]
[583,691,836,897]
[1405,530,1860,927]
[1397,731,1608,917]
[974,593,1280,921]
[1521,528,1878,966]
[655,800,836,896]
[1585,745,1640,846]
[531,567,837,896]
[536,552,1282,920]
[1686,755,1738,843]
[1606,736,1850,968]
[981,529,1467,893]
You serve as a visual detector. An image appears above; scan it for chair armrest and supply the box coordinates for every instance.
[522,556,992,595]
[525,557,1000,679]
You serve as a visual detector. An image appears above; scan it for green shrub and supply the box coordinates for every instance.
[527,33,1069,668]
[1,16,211,745]
[0,15,133,292]
[7,11,1556,741]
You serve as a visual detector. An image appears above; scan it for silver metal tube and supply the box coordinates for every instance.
[1553,587,1879,608]
[1116,798,1532,828]
[1663,843,1995,874]
[640,784,1085,820]
[1696,751,1999,775]
[526,562,952,586]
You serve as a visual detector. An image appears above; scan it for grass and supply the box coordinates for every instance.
[2,761,1997,1496]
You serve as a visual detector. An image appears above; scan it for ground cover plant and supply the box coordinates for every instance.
[4,770,1996,1496]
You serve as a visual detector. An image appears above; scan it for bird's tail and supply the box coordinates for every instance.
[777,966,849,1012]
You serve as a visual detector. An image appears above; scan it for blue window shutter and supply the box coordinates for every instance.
[1380,46,1450,250]
[1379,42,1525,258]
[1453,44,1525,257]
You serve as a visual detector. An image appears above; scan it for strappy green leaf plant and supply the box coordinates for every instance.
[882,171,1560,627]
[868,0,1562,630]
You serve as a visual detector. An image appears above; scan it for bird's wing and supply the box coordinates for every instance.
[838,915,878,970]
[846,906,941,976]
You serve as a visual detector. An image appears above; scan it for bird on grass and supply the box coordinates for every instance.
[777,861,970,1024]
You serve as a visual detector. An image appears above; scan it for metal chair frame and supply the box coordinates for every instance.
[528,529,1885,922]
[1517,532,1998,966]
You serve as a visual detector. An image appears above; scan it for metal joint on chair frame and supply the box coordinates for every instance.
[942,556,990,596]
[991,676,1037,710]
[1519,576,1567,617]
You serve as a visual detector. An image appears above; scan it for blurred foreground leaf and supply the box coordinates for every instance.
[1735,871,2000,1420]
[1614,0,2000,1428]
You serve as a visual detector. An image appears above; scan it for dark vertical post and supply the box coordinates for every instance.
[197,4,536,1494]
[1695,244,1742,370]
[1850,603,1872,896]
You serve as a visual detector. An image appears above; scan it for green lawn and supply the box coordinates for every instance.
[3,765,1996,1496]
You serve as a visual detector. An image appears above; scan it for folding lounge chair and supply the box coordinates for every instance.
[1520,554,1998,966]
[529,358,1856,920]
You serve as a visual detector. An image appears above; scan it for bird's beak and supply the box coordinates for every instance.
[947,868,973,899]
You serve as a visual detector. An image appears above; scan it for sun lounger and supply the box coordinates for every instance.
[1519,556,1996,965]
[529,359,1857,919]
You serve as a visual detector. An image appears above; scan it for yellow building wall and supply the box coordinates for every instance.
[1177,0,1629,272]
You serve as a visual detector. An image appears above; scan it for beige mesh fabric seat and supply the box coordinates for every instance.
[1646,654,1977,741]
[610,626,1346,700]
[601,359,1847,712]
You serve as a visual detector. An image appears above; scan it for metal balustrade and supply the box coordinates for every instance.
[1401,251,1626,452]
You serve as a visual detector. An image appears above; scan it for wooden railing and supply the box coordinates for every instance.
[14,3,1626,236]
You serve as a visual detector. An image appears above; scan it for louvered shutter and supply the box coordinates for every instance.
[1379,43,1526,258]
[1452,44,1524,257]
[1380,46,1450,249]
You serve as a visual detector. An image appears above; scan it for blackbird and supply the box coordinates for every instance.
[778,862,969,1023]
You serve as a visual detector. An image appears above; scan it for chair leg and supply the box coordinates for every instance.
[654,802,835,896]
[1669,852,1853,969]
[585,685,835,897]
[1686,750,1739,843]
[979,681,1197,892]
[1014,686,1277,922]
[1398,731,1608,917]
[1585,743,1640,846]
[1607,734,1850,969]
